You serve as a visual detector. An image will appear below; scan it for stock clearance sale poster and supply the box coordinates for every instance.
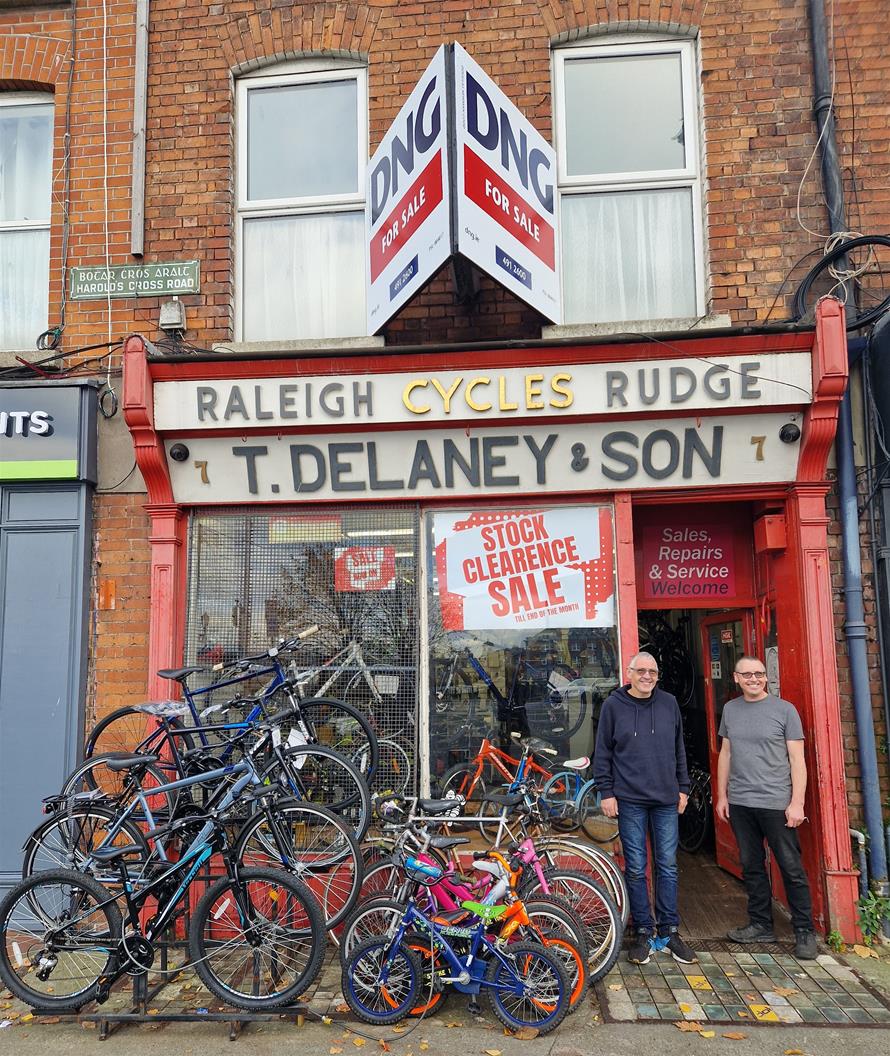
[433,507,615,631]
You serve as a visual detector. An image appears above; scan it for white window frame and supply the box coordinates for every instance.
[235,63,368,341]
[553,37,706,322]
[0,91,53,350]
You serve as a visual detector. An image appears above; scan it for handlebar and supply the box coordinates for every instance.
[210,625,320,673]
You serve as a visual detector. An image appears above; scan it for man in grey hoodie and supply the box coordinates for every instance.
[594,651,696,964]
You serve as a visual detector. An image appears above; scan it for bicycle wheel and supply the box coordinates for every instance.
[338,896,408,961]
[295,697,379,782]
[189,867,325,1010]
[523,688,588,740]
[404,930,449,1017]
[61,752,177,820]
[538,839,628,926]
[22,805,151,885]
[85,705,195,760]
[577,784,620,844]
[366,738,412,797]
[343,936,421,1026]
[679,780,712,854]
[540,770,586,832]
[0,868,121,1011]
[261,744,371,842]
[484,941,569,1035]
[522,868,623,982]
[437,763,486,828]
[233,800,362,929]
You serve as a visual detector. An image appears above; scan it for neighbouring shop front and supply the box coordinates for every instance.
[121,297,862,938]
[0,381,97,893]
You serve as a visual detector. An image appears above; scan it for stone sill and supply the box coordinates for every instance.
[213,335,385,356]
[541,314,733,340]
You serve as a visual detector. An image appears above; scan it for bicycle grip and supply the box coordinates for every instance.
[297,624,319,639]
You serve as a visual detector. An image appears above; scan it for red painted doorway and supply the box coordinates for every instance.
[699,610,755,879]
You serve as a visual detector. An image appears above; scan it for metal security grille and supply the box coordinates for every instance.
[184,504,420,795]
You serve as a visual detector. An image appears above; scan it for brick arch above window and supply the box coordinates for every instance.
[0,34,69,89]
[538,0,706,42]
[218,3,382,75]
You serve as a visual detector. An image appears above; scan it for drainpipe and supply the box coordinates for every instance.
[807,0,890,898]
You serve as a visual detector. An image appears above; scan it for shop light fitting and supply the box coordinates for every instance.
[346,528,415,537]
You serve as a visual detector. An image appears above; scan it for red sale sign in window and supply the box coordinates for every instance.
[433,507,615,631]
[334,547,397,592]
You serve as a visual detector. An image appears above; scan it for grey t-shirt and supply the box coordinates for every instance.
[718,694,804,810]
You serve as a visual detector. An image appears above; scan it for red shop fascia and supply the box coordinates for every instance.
[121,297,858,938]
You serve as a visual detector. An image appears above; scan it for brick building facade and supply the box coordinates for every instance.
[2,0,889,935]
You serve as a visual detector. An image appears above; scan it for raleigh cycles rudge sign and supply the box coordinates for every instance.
[69,261,200,300]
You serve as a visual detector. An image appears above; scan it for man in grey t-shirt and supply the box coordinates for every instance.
[715,655,817,959]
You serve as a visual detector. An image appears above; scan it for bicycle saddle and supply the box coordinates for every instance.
[157,666,204,682]
[419,797,464,815]
[103,753,160,772]
[429,835,470,849]
[560,755,590,770]
[90,842,143,863]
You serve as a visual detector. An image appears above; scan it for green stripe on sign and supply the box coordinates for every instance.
[0,459,79,480]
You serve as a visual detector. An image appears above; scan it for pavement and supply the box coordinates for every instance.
[2,940,888,1055]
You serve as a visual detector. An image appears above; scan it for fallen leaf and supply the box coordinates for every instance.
[737,1011,749,1018]
[784,1050,805,1054]
[38,1016,60,1024]
[678,1002,692,1014]
[353,1040,366,1048]
[336,1003,350,1013]
[773,987,799,998]
[701,1031,716,1038]
[722,1032,748,1040]
[725,971,736,977]
[379,1043,391,1052]
[512,1027,539,1040]
[147,1009,160,1016]
[21,1014,33,1023]
[483,1050,503,1055]
[608,983,624,991]
[330,1048,343,1055]
[392,1025,409,1033]
[419,1042,430,1052]
[444,1021,464,1028]
[742,993,757,1002]
[853,944,877,958]
[674,1021,705,1033]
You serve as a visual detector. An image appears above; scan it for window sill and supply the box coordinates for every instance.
[541,314,733,340]
[213,335,386,356]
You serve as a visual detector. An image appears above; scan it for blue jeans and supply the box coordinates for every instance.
[617,800,680,934]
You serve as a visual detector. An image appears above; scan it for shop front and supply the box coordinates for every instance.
[121,297,861,938]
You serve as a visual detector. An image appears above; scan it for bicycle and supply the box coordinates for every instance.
[342,877,571,1033]
[539,769,620,844]
[637,612,696,709]
[0,745,328,1010]
[435,646,584,739]
[678,762,713,854]
[85,627,380,783]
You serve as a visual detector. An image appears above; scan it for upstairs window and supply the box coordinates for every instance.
[0,94,53,350]
[236,65,367,341]
[554,39,704,325]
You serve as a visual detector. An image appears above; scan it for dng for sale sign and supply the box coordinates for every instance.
[366,45,451,332]
[453,44,561,323]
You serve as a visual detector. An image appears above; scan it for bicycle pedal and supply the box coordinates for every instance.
[467,998,482,1015]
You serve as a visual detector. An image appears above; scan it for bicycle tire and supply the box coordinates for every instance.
[437,763,487,828]
[61,752,178,821]
[232,799,362,930]
[343,935,421,1026]
[0,868,122,1011]
[576,783,620,844]
[538,839,629,926]
[337,896,408,960]
[294,696,379,782]
[484,941,570,1035]
[679,778,713,854]
[793,234,890,331]
[22,805,151,884]
[189,866,326,1010]
[540,770,586,832]
[523,688,588,740]
[85,705,195,761]
[366,737,413,797]
[260,743,372,842]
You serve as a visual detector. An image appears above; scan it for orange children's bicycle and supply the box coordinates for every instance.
[437,731,589,835]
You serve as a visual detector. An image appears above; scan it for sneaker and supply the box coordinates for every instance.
[727,922,777,943]
[794,930,818,960]
[664,930,698,964]
[627,931,651,964]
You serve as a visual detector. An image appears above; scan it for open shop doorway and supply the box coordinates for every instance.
[638,608,795,943]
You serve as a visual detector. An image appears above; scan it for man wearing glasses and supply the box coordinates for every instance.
[594,652,696,965]
[715,656,818,959]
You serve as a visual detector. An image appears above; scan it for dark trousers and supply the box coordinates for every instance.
[729,803,814,933]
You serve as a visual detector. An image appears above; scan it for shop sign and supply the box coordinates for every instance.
[452,43,560,322]
[334,546,397,592]
[0,384,96,483]
[433,507,614,630]
[153,352,813,431]
[641,522,736,602]
[69,261,200,299]
[164,411,802,503]
[367,46,451,331]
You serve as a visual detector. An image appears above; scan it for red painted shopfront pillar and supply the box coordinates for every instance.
[122,335,188,699]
